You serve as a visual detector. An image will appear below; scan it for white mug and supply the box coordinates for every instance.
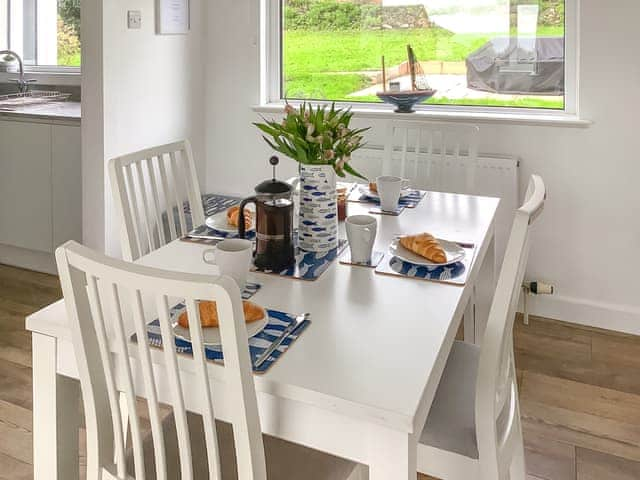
[376,175,403,212]
[346,215,377,264]
[202,239,253,290]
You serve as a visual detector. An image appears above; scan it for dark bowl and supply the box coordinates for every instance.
[376,90,437,113]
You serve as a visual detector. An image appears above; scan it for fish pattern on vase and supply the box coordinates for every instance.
[298,164,338,252]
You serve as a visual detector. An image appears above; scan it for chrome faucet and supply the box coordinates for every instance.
[0,50,36,94]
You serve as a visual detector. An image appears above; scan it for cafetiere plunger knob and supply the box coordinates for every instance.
[270,155,279,180]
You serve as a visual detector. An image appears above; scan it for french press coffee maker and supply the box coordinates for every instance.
[238,156,295,270]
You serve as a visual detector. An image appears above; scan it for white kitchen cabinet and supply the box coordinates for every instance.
[0,118,81,272]
[52,124,82,248]
[0,121,53,253]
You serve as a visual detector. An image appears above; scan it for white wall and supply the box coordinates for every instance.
[203,0,640,333]
[83,0,205,256]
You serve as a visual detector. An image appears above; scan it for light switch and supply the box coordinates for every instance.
[128,10,142,29]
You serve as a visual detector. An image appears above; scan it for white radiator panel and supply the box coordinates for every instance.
[352,148,520,263]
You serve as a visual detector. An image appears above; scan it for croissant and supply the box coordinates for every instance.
[400,233,447,264]
[227,206,252,230]
[178,300,265,329]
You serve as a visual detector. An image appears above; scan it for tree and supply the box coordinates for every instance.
[58,0,81,37]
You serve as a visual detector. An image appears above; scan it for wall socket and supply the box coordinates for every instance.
[128,10,142,29]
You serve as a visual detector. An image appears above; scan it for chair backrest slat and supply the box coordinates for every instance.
[155,294,194,479]
[156,154,179,243]
[131,289,168,480]
[145,159,168,247]
[132,161,157,254]
[184,297,223,478]
[399,127,409,179]
[122,165,145,260]
[475,175,546,479]
[382,120,480,194]
[181,141,206,229]
[86,276,128,479]
[168,151,189,237]
[109,140,205,261]
[107,282,147,480]
[56,241,268,480]
[413,131,422,180]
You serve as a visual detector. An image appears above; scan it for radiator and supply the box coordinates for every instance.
[351,147,520,263]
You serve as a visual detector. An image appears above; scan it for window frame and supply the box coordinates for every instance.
[260,0,580,119]
[1,0,81,75]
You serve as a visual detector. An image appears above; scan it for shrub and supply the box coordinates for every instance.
[58,0,81,38]
[285,0,563,31]
[57,16,81,65]
[284,0,430,31]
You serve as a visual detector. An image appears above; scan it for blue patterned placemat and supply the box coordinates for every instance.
[253,239,348,281]
[183,223,257,243]
[242,282,262,299]
[166,194,241,241]
[369,205,406,216]
[202,194,241,216]
[348,186,427,209]
[136,304,310,374]
[375,243,476,286]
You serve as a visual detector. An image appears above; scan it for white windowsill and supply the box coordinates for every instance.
[0,70,81,86]
[253,103,592,128]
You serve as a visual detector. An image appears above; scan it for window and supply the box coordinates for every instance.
[273,0,573,111]
[0,0,80,69]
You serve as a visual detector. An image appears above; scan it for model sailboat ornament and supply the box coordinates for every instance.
[377,45,437,113]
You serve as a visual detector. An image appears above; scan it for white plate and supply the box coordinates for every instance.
[389,237,465,267]
[205,209,255,234]
[359,185,412,200]
[172,303,268,346]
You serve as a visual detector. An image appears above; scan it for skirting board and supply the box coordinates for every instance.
[0,243,57,275]
[525,293,640,336]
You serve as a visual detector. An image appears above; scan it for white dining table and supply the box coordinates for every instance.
[26,191,499,480]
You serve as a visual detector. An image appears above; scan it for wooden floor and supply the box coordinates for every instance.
[2,263,640,480]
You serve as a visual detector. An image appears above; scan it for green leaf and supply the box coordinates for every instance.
[342,161,368,182]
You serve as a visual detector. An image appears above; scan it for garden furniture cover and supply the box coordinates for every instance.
[465,36,564,95]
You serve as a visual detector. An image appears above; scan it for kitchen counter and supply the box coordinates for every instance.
[0,101,81,123]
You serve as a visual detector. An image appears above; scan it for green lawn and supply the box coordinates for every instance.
[58,52,81,67]
[283,26,565,109]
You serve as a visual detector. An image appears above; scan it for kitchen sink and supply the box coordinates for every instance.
[0,90,71,109]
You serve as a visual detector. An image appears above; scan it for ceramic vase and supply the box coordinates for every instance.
[298,164,338,252]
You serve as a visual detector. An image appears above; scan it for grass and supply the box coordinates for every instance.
[283,26,565,109]
[58,52,81,67]
[285,73,372,100]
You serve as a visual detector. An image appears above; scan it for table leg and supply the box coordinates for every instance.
[463,290,476,344]
[475,232,497,344]
[368,428,417,480]
[32,333,81,480]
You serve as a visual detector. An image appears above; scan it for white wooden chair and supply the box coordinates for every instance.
[56,241,359,480]
[417,175,546,480]
[382,120,480,194]
[383,120,482,342]
[109,140,205,261]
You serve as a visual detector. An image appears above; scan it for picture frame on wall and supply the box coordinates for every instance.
[156,0,190,35]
